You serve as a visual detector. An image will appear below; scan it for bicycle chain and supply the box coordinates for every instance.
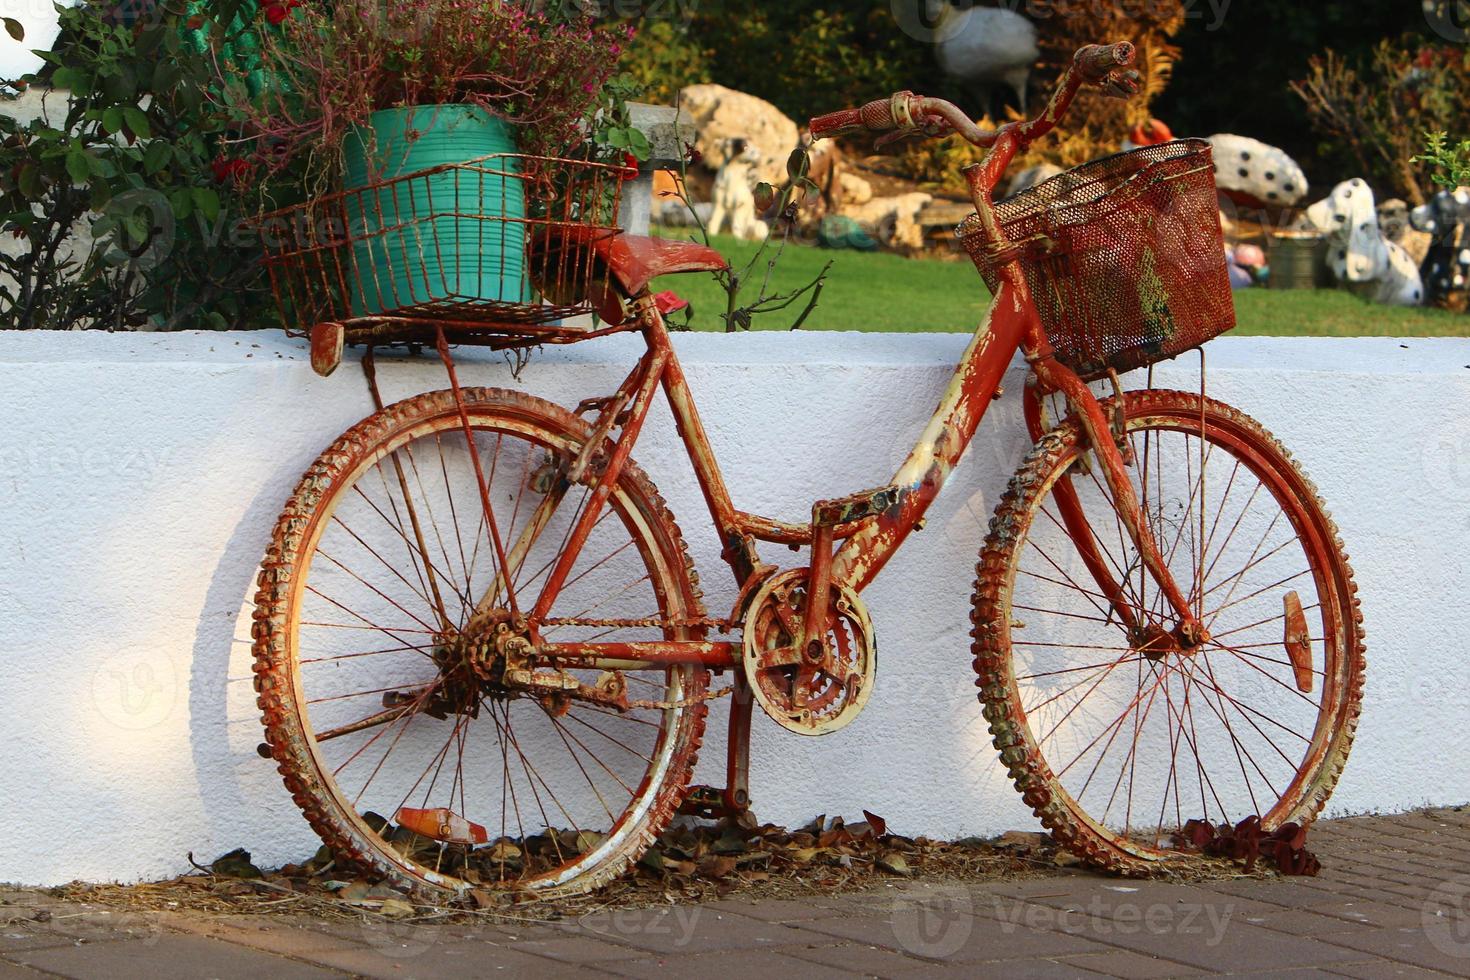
[624,685,734,711]
[536,616,736,709]
[541,616,730,631]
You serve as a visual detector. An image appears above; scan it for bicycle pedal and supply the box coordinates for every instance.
[678,785,728,818]
[813,484,904,528]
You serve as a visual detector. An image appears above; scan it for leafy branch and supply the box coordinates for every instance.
[1413,131,1470,190]
[661,134,829,332]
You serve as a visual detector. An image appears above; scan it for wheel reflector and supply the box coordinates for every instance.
[1283,590,1314,693]
[395,807,489,845]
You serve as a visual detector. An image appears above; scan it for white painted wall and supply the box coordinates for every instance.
[0,1,72,81]
[1,330,1466,886]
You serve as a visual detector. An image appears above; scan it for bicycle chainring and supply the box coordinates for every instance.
[741,569,875,736]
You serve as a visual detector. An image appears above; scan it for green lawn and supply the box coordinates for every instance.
[652,230,1469,337]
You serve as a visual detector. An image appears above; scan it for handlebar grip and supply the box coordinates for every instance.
[1076,41,1136,82]
[809,97,901,140]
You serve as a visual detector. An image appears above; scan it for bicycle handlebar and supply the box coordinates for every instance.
[807,41,1140,244]
[1077,40,1136,84]
[808,42,1139,146]
[809,97,905,141]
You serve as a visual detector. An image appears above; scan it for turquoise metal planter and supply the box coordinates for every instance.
[342,105,530,316]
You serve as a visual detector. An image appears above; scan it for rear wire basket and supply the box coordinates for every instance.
[961,139,1235,381]
[256,154,626,347]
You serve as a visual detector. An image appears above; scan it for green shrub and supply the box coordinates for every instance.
[623,20,709,106]
[0,0,274,330]
[1293,39,1470,205]
[1415,131,1470,189]
[621,1,928,122]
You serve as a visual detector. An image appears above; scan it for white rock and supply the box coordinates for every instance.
[840,192,934,253]
[839,172,874,207]
[677,85,800,187]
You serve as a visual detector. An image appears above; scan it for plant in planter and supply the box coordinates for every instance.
[229,0,637,314]
[1293,41,1470,206]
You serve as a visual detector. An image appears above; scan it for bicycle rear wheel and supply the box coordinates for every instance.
[972,389,1365,871]
[253,387,708,897]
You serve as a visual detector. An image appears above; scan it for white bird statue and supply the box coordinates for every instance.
[924,2,1040,116]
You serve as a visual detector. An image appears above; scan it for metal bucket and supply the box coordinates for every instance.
[1268,230,1327,290]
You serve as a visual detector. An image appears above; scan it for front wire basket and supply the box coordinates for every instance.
[256,153,628,347]
[961,139,1236,381]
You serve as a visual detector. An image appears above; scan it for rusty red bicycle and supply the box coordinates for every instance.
[252,42,1365,897]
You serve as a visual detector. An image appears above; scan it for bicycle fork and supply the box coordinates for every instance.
[1026,357,1210,651]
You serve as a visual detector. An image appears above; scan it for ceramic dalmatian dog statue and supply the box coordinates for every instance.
[1209,134,1309,209]
[1305,179,1424,306]
[708,137,769,242]
[1409,187,1470,311]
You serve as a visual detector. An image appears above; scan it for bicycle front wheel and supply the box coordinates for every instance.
[253,387,708,897]
[973,389,1365,872]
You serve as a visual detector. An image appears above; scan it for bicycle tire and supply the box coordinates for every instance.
[252,387,708,897]
[973,389,1365,872]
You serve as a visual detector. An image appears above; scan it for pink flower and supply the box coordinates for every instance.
[583,82,597,94]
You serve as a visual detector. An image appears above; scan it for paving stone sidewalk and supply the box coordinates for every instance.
[3,809,1468,978]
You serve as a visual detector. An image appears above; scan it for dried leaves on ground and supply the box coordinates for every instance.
[45,812,1273,927]
[1175,816,1322,876]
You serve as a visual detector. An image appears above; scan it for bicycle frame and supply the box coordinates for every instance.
[454,252,1191,657]
[479,45,1200,663]
[421,39,1207,813]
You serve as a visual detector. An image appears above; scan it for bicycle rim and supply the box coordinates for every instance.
[253,388,708,896]
[974,389,1365,869]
